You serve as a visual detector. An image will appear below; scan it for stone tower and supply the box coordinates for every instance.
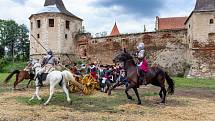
[185,0,215,78]
[29,0,83,63]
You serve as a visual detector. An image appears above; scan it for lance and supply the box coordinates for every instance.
[31,34,75,65]
[31,46,43,57]
[31,34,48,52]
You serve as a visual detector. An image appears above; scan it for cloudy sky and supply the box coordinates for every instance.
[0,0,196,36]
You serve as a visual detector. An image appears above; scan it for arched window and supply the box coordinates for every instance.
[210,19,214,24]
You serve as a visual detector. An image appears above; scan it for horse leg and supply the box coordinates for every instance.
[161,87,167,104]
[62,82,71,104]
[13,73,20,89]
[125,84,133,100]
[26,79,32,88]
[35,79,42,100]
[104,81,111,93]
[159,89,163,99]
[108,81,124,95]
[29,87,42,101]
[133,87,141,105]
[44,85,55,105]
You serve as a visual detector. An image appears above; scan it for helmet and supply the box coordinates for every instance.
[137,43,145,51]
[47,49,53,55]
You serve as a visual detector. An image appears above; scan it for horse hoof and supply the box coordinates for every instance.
[137,102,142,105]
[160,101,165,105]
[107,92,111,96]
[128,96,133,100]
[43,103,48,106]
[39,98,44,101]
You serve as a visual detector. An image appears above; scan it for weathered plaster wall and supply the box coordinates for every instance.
[77,30,188,76]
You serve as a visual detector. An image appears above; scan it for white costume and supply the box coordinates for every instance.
[137,43,145,66]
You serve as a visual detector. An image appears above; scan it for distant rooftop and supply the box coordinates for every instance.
[110,22,120,36]
[156,17,188,31]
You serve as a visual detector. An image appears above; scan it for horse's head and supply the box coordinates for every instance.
[113,49,133,64]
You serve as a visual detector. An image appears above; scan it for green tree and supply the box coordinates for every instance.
[0,20,29,61]
[17,24,29,60]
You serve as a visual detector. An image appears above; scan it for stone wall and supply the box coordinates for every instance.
[76,30,188,76]
[188,41,215,78]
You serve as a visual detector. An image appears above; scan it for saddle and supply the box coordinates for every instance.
[37,73,49,86]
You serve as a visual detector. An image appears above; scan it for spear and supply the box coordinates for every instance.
[31,34,48,52]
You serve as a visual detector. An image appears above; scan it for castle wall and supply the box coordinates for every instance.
[77,30,188,76]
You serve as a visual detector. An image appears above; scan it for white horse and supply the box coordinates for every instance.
[29,63,75,105]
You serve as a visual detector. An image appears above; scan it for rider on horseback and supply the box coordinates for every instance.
[36,49,59,86]
[137,43,149,85]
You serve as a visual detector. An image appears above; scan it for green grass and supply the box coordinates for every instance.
[173,77,215,89]
[0,73,214,93]
[2,61,26,73]
[15,90,159,113]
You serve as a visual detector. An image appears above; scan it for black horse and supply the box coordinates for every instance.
[108,49,174,105]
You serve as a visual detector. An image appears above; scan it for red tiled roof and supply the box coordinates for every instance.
[110,22,120,36]
[157,17,188,31]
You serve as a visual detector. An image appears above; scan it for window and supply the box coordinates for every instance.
[66,21,70,29]
[37,34,40,38]
[189,24,191,28]
[65,34,68,39]
[49,19,54,27]
[37,20,41,28]
[31,22,33,30]
[210,19,214,24]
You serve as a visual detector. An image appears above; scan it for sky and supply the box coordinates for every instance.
[0,0,196,36]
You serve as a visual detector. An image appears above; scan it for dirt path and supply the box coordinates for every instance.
[0,86,214,121]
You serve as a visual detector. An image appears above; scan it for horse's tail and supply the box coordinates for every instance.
[165,72,175,95]
[4,70,20,84]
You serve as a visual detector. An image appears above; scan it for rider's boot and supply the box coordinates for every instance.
[37,74,43,87]
[139,70,146,85]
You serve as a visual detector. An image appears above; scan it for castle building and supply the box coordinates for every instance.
[185,0,215,78]
[29,0,83,63]
[29,0,214,78]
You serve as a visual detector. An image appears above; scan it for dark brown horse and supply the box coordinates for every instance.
[108,49,174,105]
[4,70,35,89]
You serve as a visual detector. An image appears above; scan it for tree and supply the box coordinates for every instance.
[0,19,29,61]
[17,24,29,60]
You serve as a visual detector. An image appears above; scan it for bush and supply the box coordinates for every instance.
[1,60,26,73]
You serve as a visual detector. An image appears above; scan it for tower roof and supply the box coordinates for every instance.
[194,0,215,11]
[30,0,82,20]
[185,0,215,24]
[110,22,120,36]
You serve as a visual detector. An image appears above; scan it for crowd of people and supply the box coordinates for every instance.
[70,63,128,92]
[26,42,149,91]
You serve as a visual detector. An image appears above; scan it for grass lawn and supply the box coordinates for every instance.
[0,73,214,91]
[173,77,215,89]
[0,73,214,121]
